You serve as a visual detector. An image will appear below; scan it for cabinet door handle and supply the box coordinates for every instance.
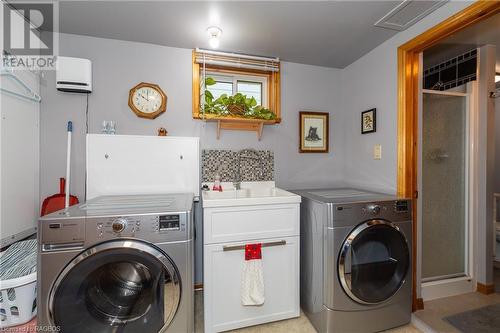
[223,240,286,252]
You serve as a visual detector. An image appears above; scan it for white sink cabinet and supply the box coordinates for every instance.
[202,182,301,333]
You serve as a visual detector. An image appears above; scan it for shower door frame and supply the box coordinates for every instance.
[419,87,476,301]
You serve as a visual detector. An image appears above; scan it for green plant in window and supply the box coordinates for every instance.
[203,77,276,120]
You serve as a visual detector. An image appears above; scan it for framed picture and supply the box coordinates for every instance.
[299,112,329,153]
[361,108,376,134]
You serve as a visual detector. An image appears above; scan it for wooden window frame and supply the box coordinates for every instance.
[397,0,500,312]
[192,51,281,124]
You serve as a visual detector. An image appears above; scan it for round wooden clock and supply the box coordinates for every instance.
[128,82,167,119]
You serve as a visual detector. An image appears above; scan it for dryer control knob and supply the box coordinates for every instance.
[367,204,381,215]
[112,218,128,233]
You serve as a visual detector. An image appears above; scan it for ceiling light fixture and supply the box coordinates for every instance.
[207,26,222,49]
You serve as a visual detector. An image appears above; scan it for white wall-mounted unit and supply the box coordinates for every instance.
[86,134,200,200]
[374,0,448,31]
[56,56,92,93]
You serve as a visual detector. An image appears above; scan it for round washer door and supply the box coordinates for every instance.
[49,239,181,333]
[338,220,410,305]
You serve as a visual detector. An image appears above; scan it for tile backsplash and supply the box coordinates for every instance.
[202,149,274,182]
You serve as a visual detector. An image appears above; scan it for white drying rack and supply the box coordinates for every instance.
[0,68,41,103]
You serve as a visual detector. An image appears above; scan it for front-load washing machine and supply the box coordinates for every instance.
[37,193,194,333]
[294,188,412,333]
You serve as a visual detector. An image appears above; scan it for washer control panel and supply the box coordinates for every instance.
[91,212,188,242]
[331,199,411,227]
[359,200,410,216]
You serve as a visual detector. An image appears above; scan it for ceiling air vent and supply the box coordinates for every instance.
[374,0,448,31]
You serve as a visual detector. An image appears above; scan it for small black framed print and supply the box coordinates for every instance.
[361,108,376,134]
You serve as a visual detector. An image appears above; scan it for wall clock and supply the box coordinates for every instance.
[128,82,167,119]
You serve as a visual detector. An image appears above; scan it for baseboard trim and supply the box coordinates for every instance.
[411,314,437,333]
[415,298,424,310]
[476,282,495,295]
[194,283,204,291]
[422,277,475,301]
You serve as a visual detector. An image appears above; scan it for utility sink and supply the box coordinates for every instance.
[202,181,301,331]
[202,181,301,207]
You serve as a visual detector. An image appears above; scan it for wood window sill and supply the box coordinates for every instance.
[193,114,280,140]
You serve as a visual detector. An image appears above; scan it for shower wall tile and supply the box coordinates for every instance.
[202,149,274,182]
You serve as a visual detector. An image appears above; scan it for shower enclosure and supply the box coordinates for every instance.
[420,89,473,299]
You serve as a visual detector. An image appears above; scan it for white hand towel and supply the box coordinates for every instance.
[241,244,265,306]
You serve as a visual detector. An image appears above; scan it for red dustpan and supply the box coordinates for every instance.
[41,178,79,216]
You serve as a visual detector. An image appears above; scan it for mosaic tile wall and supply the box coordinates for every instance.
[202,149,274,182]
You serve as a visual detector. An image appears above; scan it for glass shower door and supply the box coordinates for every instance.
[421,91,468,282]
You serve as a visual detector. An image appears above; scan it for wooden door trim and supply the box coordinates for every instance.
[397,0,500,312]
[477,282,495,295]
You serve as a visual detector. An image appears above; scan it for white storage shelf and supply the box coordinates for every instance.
[203,203,300,333]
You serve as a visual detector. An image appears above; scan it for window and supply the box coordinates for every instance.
[206,73,267,107]
[192,49,281,124]
[209,79,233,100]
[237,81,262,106]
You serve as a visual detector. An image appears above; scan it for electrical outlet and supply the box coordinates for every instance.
[374,145,382,160]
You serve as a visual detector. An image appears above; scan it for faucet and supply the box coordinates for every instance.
[233,177,241,190]
[237,148,265,181]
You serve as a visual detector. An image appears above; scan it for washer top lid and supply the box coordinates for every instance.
[40,193,194,220]
[293,187,402,204]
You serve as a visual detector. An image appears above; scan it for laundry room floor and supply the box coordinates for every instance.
[194,291,421,333]
[414,290,500,332]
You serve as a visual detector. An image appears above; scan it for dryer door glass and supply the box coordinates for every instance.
[339,220,409,304]
[49,240,181,332]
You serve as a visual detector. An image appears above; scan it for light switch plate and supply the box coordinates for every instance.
[374,145,382,160]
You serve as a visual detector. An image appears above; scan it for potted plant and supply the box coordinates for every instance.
[202,77,276,120]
